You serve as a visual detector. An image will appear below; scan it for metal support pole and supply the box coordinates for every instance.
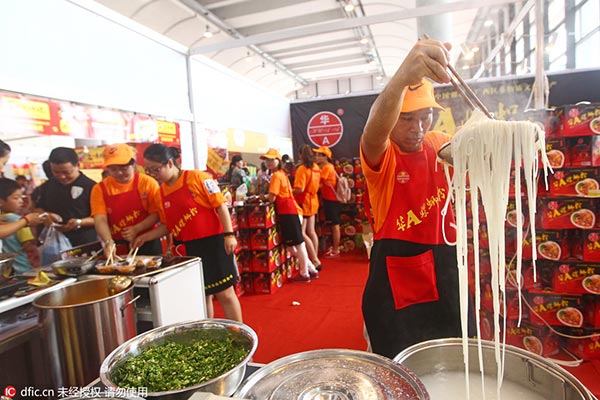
[533,0,546,109]
[185,55,200,170]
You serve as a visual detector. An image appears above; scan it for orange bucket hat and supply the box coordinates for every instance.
[260,148,282,160]
[401,79,443,113]
[312,146,332,159]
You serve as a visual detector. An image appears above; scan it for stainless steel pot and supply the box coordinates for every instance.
[33,277,138,388]
[235,348,430,399]
[394,338,594,400]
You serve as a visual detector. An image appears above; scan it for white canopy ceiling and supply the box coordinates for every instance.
[89,0,520,98]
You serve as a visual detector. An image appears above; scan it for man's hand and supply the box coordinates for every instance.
[394,39,453,86]
[55,218,79,232]
[121,226,138,242]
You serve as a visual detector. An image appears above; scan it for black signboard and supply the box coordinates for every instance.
[290,69,600,160]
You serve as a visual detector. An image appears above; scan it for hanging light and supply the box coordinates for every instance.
[360,37,369,45]
[245,51,253,62]
[344,1,355,12]
[203,25,213,38]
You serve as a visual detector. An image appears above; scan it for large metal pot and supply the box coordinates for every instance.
[235,348,430,399]
[394,338,594,400]
[100,319,258,400]
[33,277,137,388]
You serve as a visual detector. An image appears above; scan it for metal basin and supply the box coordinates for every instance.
[235,348,430,399]
[50,257,96,276]
[100,319,258,400]
[394,338,594,400]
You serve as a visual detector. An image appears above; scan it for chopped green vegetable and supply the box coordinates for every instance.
[111,331,251,392]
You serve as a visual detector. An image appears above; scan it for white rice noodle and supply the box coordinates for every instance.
[443,110,550,400]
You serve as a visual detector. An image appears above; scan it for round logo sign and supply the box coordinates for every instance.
[307,111,343,147]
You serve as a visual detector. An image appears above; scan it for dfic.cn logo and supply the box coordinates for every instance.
[4,386,16,398]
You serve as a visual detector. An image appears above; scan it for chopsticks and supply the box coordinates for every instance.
[422,34,493,119]
[127,247,139,266]
[104,242,116,267]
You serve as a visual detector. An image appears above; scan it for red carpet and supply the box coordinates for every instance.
[214,251,369,363]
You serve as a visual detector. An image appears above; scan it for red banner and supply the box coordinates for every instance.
[0,91,180,144]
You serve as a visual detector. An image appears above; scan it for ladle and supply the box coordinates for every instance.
[107,275,134,296]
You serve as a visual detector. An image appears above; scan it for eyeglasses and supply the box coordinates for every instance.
[144,164,166,175]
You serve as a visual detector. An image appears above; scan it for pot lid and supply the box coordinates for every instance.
[234,349,429,400]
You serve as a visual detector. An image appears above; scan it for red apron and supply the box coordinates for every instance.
[362,142,471,358]
[100,173,149,241]
[374,141,456,311]
[375,141,456,244]
[160,171,222,241]
[274,171,299,215]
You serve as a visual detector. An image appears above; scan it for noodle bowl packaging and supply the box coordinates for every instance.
[481,283,524,320]
[544,261,600,294]
[241,272,255,295]
[522,107,563,138]
[562,327,600,360]
[505,198,529,228]
[544,138,570,170]
[505,228,533,259]
[548,168,600,197]
[237,229,251,251]
[536,230,571,261]
[537,198,597,230]
[561,102,600,137]
[235,205,248,228]
[527,290,585,328]
[250,227,280,251]
[568,136,594,167]
[505,320,560,357]
[248,203,276,228]
[584,296,600,327]
[251,247,282,273]
[253,268,283,295]
[506,261,543,290]
[236,251,253,273]
[583,231,600,262]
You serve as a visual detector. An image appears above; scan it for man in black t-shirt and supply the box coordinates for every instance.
[35,147,97,247]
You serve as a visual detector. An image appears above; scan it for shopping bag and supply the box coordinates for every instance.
[38,224,72,266]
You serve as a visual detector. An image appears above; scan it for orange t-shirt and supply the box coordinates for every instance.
[157,170,224,224]
[294,163,321,216]
[319,162,337,201]
[269,170,302,214]
[360,131,450,234]
[90,173,162,216]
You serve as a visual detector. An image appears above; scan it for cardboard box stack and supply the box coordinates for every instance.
[231,202,299,296]
[472,103,600,360]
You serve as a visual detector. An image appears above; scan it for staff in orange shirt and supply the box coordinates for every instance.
[313,146,341,258]
[132,144,242,322]
[91,143,163,258]
[360,39,475,358]
[293,144,322,271]
[260,148,318,281]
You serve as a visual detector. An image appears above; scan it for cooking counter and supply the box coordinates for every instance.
[0,278,76,314]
